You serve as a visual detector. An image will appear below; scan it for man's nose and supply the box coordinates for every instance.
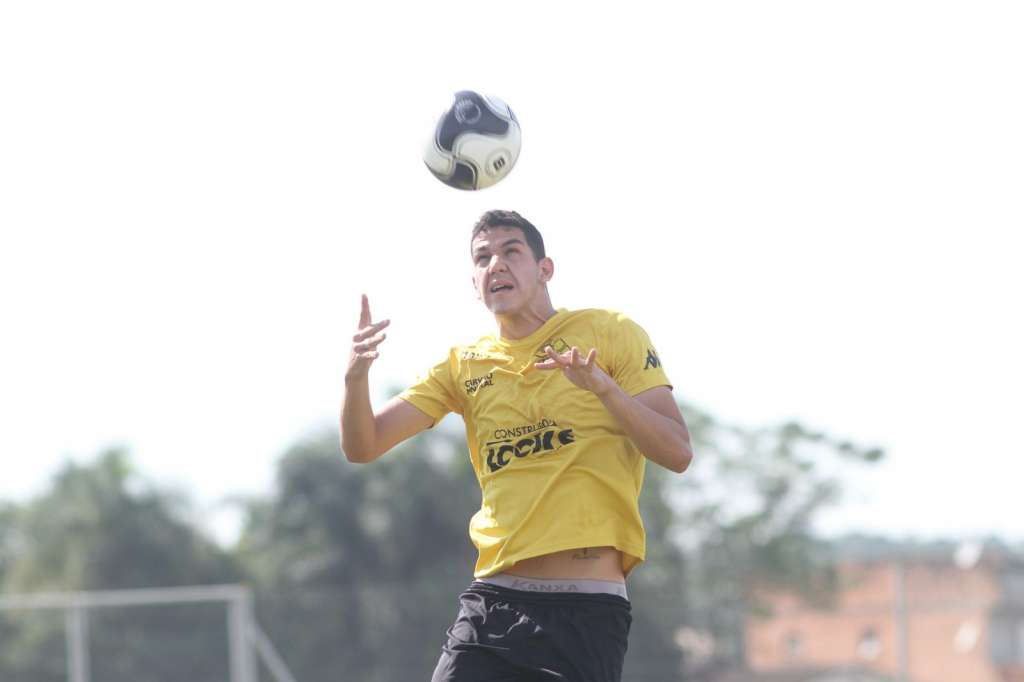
[487,255,508,273]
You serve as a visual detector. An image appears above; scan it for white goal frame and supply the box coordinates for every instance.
[0,584,296,682]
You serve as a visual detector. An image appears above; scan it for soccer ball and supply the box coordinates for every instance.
[423,90,521,190]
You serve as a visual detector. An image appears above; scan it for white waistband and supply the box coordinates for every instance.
[476,573,629,600]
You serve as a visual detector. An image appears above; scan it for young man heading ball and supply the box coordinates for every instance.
[341,210,693,682]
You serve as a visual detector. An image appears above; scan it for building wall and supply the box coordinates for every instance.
[745,560,1003,682]
[905,609,996,682]
[998,665,1024,682]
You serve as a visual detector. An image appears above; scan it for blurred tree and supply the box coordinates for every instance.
[238,425,480,682]
[239,420,691,682]
[239,403,881,681]
[671,404,884,679]
[624,463,691,679]
[5,449,237,591]
[0,401,882,682]
[239,426,477,587]
[0,449,239,682]
[0,502,17,586]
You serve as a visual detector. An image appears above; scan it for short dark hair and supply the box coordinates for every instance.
[470,210,546,261]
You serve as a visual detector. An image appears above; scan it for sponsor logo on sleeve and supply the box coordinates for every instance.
[644,348,661,370]
[464,372,494,396]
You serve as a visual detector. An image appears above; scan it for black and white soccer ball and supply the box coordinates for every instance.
[423,90,521,190]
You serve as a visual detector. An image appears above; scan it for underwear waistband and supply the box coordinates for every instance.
[475,573,629,600]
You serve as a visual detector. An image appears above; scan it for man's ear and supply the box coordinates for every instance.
[539,257,554,283]
[472,274,482,300]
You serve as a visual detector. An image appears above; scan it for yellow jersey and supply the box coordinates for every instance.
[398,308,672,578]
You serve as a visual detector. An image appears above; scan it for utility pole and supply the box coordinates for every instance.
[894,561,910,682]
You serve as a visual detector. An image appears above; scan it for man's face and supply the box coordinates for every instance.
[471,226,552,316]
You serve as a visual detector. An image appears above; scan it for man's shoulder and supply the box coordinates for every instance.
[562,307,636,329]
[562,307,623,321]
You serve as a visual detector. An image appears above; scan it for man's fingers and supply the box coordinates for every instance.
[353,319,390,342]
[545,346,570,366]
[354,332,387,352]
[534,359,558,370]
[359,350,379,361]
[569,346,581,366]
[354,336,386,353]
[585,348,597,366]
[359,294,371,328]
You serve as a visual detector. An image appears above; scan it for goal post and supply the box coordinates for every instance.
[0,584,296,682]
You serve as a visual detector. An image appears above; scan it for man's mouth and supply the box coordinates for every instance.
[489,284,514,293]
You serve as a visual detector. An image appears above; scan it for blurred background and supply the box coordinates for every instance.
[1,1,1022,681]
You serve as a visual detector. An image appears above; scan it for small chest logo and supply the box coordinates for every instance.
[534,337,571,360]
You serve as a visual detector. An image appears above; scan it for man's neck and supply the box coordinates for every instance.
[496,301,558,341]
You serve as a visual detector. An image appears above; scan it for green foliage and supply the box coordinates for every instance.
[237,426,481,681]
[0,449,239,682]
[626,463,689,678]
[0,502,17,586]
[670,404,883,676]
[238,427,477,588]
[0,403,883,682]
[4,449,237,592]
[237,425,692,681]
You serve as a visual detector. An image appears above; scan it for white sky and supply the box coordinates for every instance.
[1,1,1022,544]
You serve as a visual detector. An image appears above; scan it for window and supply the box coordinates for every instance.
[857,627,882,660]
[785,631,803,660]
[953,621,979,654]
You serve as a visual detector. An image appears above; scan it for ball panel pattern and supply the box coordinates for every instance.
[423,90,521,191]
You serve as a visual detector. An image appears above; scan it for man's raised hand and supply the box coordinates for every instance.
[347,294,390,380]
[534,345,615,397]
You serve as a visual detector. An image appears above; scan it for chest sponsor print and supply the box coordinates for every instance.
[484,419,576,473]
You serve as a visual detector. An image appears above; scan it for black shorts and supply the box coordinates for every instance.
[431,581,632,682]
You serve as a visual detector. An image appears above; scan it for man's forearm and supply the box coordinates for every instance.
[594,383,692,473]
[341,374,377,462]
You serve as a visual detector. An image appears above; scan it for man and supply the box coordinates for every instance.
[341,210,693,682]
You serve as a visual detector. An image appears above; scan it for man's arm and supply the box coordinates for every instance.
[595,384,692,473]
[341,389,434,463]
[341,295,434,463]
[536,346,693,473]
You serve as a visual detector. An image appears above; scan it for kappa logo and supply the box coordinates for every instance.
[485,421,575,473]
[464,372,494,396]
[644,348,661,370]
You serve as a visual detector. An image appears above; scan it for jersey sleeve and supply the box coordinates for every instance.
[606,312,673,396]
[398,353,463,424]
